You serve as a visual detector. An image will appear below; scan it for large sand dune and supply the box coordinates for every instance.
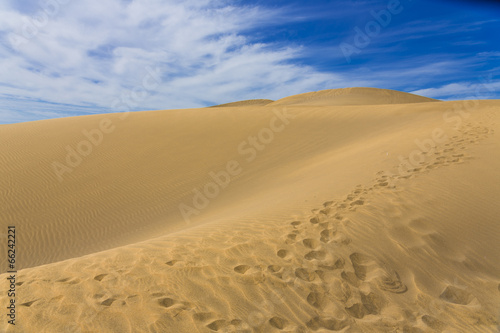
[0,89,499,332]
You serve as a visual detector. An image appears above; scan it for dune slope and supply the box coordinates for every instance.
[0,89,499,332]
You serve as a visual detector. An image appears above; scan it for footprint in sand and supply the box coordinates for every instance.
[193,312,215,322]
[269,316,288,329]
[318,257,345,271]
[101,298,117,306]
[439,285,473,305]
[307,292,326,309]
[158,297,176,308]
[350,199,364,207]
[320,228,336,243]
[94,273,108,282]
[422,315,446,330]
[306,316,349,331]
[349,253,371,281]
[345,292,384,319]
[304,250,326,260]
[378,270,408,294]
[267,265,284,279]
[20,300,37,307]
[277,249,290,259]
[310,216,321,224]
[286,233,297,244]
[295,268,317,282]
[302,238,321,250]
[233,265,266,285]
[206,319,228,331]
[341,271,361,287]
[165,260,179,266]
[234,265,251,274]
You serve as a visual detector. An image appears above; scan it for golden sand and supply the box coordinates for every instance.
[1,88,499,332]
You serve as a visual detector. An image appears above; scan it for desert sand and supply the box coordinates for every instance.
[0,88,499,332]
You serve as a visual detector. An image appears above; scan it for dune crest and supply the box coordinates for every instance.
[210,99,274,107]
[269,87,439,106]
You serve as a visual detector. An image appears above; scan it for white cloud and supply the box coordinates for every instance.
[0,0,351,123]
[410,78,500,100]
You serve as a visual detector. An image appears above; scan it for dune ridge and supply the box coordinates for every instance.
[0,88,499,332]
[210,99,274,107]
[269,87,439,106]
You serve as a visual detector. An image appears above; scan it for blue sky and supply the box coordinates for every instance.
[0,0,499,124]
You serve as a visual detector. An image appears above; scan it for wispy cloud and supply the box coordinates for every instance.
[410,78,500,100]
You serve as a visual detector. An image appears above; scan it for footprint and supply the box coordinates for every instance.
[303,238,321,249]
[151,292,165,297]
[361,292,384,315]
[101,298,116,307]
[323,201,334,207]
[193,312,215,322]
[422,315,446,330]
[306,316,348,331]
[56,278,70,283]
[291,221,301,227]
[345,303,365,319]
[439,285,473,305]
[277,249,288,259]
[350,199,364,207]
[94,274,108,282]
[306,292,325,309]
[305,251,326,260]
[166,260,178,266]
[267,265,281,273]
[319,257,345,270]
[350,253,369,281]
[320,229,335,243]
[320,229,336,243]
[319,208,331,215]
[234,265,251,274]
[20,300,37,307]
[341,271,360,287]
[310,217,320,224]
[207,319,228,331]
[295,268,316,282]
[158,298,176,308]
[287,233,297,241]
[378,271,408,294]
[269,316,287,329]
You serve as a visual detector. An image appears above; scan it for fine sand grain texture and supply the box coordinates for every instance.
[0,88,499,332]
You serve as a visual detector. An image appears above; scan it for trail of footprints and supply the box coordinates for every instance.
[225,122,494,331]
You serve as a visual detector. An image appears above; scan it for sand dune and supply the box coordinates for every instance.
[0,89,499,332]
[210,99,274,107]
[269,87,439,106]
